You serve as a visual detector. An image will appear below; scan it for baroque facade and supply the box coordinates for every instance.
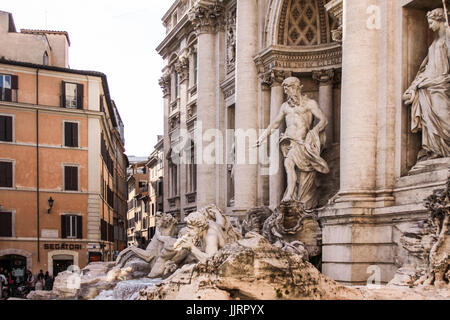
[157,0,449,284]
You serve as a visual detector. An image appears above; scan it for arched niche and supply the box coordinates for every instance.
[265,0,338,48]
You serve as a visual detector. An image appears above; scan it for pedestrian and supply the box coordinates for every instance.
[0,272,6,299]
[7,271,15,297]
[44,272,53,291]
[25,270,34,291]
[37,270,44,281]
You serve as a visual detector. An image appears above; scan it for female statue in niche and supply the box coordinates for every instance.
[403,8,450,162]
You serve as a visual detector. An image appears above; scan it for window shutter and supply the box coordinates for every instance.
[0,162,5,186]
[64,123,71,147]
[64,166,71,190]
[11,75,18,90]
[4,88,11,102]
[71,167,78,190]
[61,215,67,239]
[5,162,12,187]
[5,116,12,142]
[72,123,78,147]
[76,84,84,109]
[61,81,66,107]
[0,162,13,188]
[0,116,5,141]
[0,212,12,237]
[77,216,82,239]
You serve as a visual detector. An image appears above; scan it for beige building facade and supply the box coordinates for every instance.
[157,0,449,285]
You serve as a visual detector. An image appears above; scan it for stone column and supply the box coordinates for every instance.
[188,2,224,209]
[159,72,171,212]
[337,0,379,203]
[313,69,335,149]
[319,0,392,286]
[175,55,189,219]
[268,71,286,209]
[233,0,259,214]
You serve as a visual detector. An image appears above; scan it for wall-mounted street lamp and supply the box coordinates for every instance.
[47,197,54,214]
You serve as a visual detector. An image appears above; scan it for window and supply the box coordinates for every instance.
[100,95,105,112]
[193,52,198,85]
[173,71,179,100]
[139,181,147,192]
[43,52,49,65]
[0,74,18,102]
[61,215,82,239]
[0,161,13,188]
[61,82,84,109]
[64,122,79,147]
[0,115,13,142]
[0,212,12,237]
[101,219,107,241]
[171,164,178,196]
[142,216,147,230]
[188,141,197,192]
[64,166,79,191]
[158,180,163,196]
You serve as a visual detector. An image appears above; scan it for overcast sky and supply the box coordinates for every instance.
[1,0,173,157]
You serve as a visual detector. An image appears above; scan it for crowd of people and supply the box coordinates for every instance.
[0,268,54,299]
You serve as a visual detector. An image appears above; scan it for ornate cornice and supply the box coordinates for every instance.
[188,1,225,34]
[159,72,171,97]
[254,44,342,76]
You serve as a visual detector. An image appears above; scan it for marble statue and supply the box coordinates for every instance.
[174,205,241,262]
[255,77,329,209]
[115,212,180,277]
[403,8,450,161]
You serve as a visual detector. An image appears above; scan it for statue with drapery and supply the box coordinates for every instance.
[403,8,450,161]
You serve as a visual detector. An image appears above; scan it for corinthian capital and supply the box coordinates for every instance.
[159,73,171,97]
[312,69,335,86]
[188,0,225,34]
[259,68,288,87]
[175,56,189,83]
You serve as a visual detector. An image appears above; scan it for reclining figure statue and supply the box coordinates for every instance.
[174,205,241,262]
[115,212,181,278]
[115,205,241,279]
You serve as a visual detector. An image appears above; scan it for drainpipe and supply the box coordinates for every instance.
[36,68,40,263]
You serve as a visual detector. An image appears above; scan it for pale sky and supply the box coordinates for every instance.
[1,0,173,157]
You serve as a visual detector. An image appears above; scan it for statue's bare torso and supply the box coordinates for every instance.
[281,97,315,141]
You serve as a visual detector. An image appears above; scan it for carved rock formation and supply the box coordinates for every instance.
[137,234,362,300]
[241,201,322,264]
[389,176,450,288]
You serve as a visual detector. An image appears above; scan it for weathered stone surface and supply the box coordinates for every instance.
[242,202,322,262]
[26,290,58,300]
[138,234,362,300]
[390,177,450,288]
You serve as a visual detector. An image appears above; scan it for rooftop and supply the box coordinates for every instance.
[20,29,71,46]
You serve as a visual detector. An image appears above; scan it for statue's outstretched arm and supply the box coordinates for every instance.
[255,105,285,147]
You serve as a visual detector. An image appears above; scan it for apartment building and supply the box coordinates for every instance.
[0,11,127,277]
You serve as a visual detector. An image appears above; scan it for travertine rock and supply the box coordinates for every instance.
[26,290,58,300]
[242,201,322,262]
[390,177,449,288]
[138,234,361,300]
